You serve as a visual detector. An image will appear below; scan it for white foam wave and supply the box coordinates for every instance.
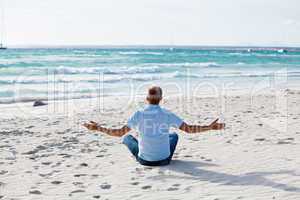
[118,51,164,55]
[52,66,161,75]
[153,62,221,68]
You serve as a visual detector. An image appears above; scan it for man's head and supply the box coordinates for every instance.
[146,86,162,105]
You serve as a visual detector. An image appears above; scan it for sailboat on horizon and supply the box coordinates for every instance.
[0,0,7,50]
[0,43,6,50]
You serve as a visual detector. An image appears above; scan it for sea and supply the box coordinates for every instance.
[1,46,300,104]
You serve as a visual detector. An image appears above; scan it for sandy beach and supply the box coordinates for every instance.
[2,0,300,198]
[0,89,300,200]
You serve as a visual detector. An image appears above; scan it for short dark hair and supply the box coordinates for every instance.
[147,86,162,105]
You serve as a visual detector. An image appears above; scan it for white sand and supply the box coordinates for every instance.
[0,89,300,200]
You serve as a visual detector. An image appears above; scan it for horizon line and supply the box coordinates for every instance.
[4,44,300,49]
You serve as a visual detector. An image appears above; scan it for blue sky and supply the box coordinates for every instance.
[2,0,300,46]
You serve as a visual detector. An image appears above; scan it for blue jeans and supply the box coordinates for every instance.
[122,133,179,166]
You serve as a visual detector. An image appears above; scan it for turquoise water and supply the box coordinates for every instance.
[0,47,300,103]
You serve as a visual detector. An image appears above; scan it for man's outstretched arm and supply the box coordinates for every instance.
[179,119,225,134]
[83,121,131,137]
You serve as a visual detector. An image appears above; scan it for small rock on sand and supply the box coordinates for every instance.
[33,100,47,107]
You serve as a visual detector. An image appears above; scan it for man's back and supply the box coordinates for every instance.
[84,86,225,166]
[127,105,183,161]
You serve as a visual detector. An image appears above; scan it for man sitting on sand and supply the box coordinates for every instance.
[84,86,225,166]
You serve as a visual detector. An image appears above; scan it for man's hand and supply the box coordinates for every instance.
[208,118,225,130]
[83,121,99,131]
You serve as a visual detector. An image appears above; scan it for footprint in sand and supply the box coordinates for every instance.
[91,174,99,179]
[51,162,62,168]
[167,187,179,191]
[74,174,87,177]
[254,138,266,142]
[79,163,88,167]
[277,140,292,145]
[158,171,165,175]
[100,183,111,189]
[39,170,60,178]
[131,194,143,198]
[130,182,140,186]
[41,162,52,165]
[0,170,8,175]
[141,185,152,190]
[58,153,71,158]
[167,183,181,191]
[135,168,144,173]
[29,190,42,195]
[69,189,85,196]
[23,145,47,155]
[144,167,153,171]
[51,181,63,185]
[73,182,85,188]
[286,138,294,141]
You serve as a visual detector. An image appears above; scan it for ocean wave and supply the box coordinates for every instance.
[0,95,98,104]
[0,66,162,76]
[152,62,221,68]
[118,51,164,55]
[173,71,300,79]
[51,66,161,75]
[2,69,300,85]
[0,73,166,85]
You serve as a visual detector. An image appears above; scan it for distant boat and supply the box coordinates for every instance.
[247,48,252,53]
[0,43,6,50]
